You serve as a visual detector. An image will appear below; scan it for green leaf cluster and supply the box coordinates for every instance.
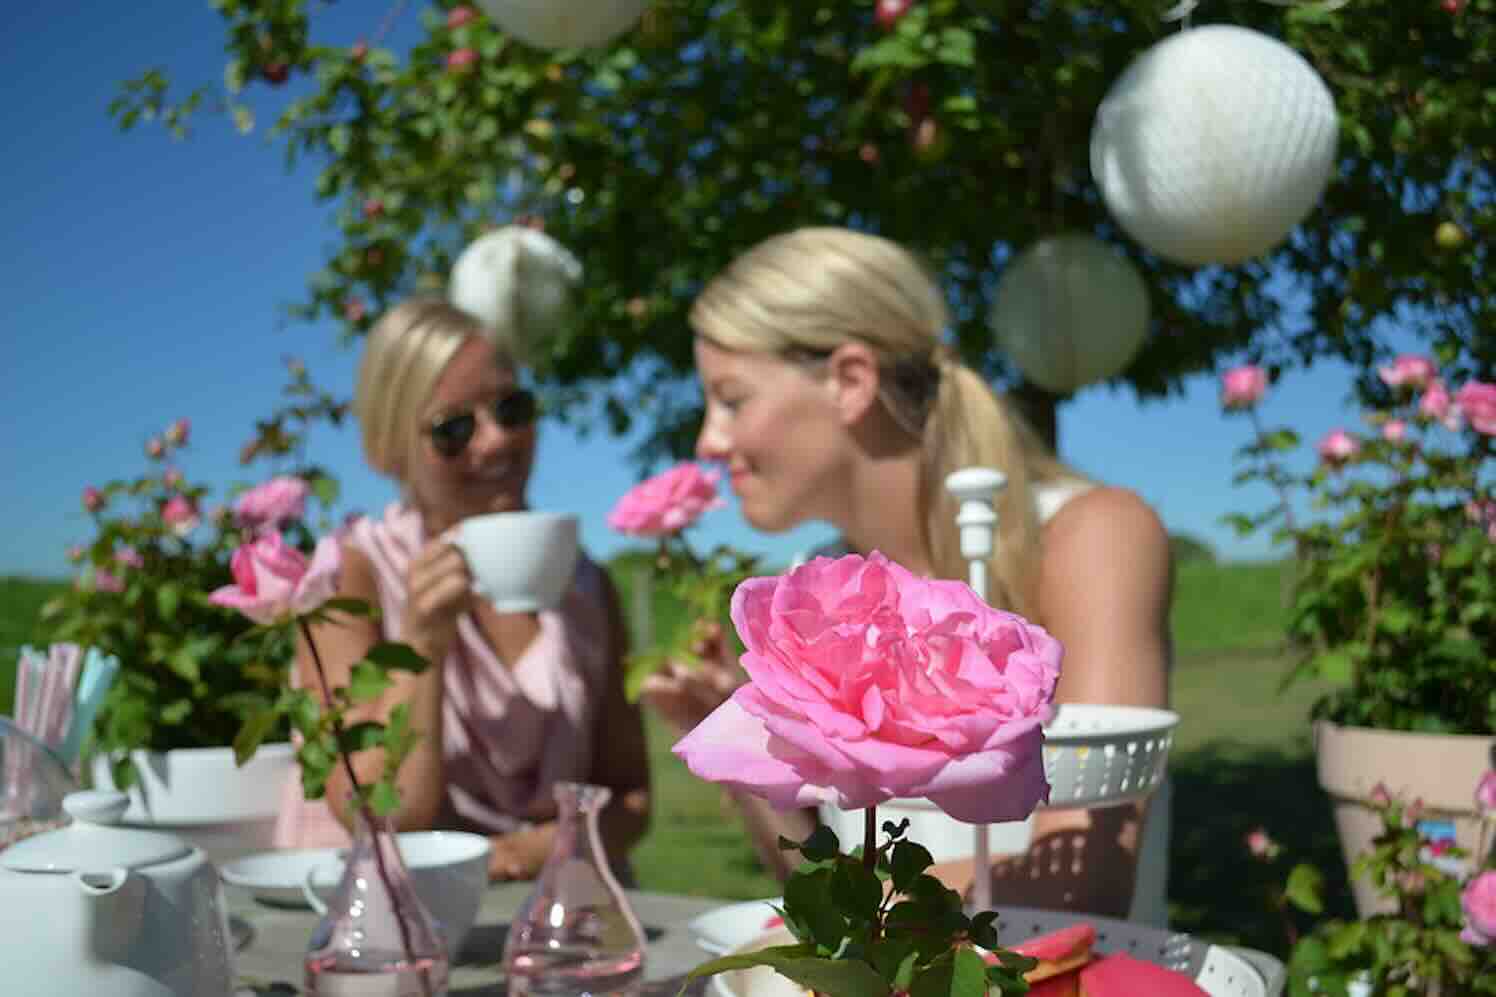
[686,821,1038,997]
[1278,789,1495,995]
[110,1,1494,466]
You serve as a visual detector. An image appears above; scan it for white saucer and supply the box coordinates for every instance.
[219,847,339,907]
[686,897,786,955]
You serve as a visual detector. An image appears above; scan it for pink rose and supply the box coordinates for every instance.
[115,546,144,570]
[1244,827,1280,860]
[1381,419,1407,444]
[145,436,166,460]
[1455,381,1496,436]
[1317,429,1360,466]
[608,463,726,537]
[82,487,104,513]
[210,531,340,625]
[162,496,200,537]
[447,5,475,28]
[447,48,477,72]
[1476,770,1496,815]
[1220,365,1268,409]
[66,545,85,563]
[163,467,183,489]
[1461,870,1496,947]
[673,553,1061,822]
[1370,782,1392,808]
[1420,380,1465,431]
[235,476,310,530]
[164,418,190,447]
[92,569,124,594]
[1377,354,1436,391]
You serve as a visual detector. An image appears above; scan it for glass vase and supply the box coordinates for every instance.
[504,782,647,997]
[305,808,450,997]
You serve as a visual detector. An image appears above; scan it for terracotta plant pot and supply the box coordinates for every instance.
[1314,720,1495,917]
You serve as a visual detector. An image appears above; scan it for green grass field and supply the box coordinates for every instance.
[1,555,1347,955]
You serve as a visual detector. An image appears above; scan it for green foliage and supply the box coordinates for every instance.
[686,818,1037,997]
[1168,532,1217,565]
[1275,789,1496,996]
[111,1,1494,464]
[623,537,759,700]
[1225,370,1496,735]
[37,426,302,769]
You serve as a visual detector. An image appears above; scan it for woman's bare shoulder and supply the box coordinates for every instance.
[1038,486,1170,585]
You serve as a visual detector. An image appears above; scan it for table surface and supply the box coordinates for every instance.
[230,881,721,996]
[229,883,1285,997]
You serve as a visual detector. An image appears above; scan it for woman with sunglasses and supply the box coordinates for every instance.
[640,227,1173,923]
[275,295,651,883]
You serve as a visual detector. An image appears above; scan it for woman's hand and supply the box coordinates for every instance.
[488,826,553,882]
[638,622,742,736]
[403,539,473,665]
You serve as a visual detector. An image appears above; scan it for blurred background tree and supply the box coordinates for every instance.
[113,0,1492,457]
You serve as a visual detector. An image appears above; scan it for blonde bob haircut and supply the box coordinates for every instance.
[355,297,517,483]
[689,227,1085,619]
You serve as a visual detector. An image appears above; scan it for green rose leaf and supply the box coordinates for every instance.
[1285,863,1326,915]
[233,707,280,765]
[950,946,989,997]
[890,838,935,893]
[347,660,393,703]
[364,641,429,673]
[685,946,888,997]
[784,866,847,950]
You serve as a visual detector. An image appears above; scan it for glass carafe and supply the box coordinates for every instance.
[305,808,450,996]
[504,782,647,997]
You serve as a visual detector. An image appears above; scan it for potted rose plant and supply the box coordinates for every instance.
[1244,771,1496,996]
[1222,358,1495,916]
[40,420,335,858]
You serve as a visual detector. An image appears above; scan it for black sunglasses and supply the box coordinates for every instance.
[424,389,538,459]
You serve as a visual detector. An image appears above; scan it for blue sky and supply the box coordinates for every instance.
[2,3,1398,580]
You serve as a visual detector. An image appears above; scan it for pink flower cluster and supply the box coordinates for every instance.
[607,463,725,538]
[235,475,310,531]
[674,553,1061,823]
[1220,365,1268,409]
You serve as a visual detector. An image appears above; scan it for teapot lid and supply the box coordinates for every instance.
[1,790,191,873]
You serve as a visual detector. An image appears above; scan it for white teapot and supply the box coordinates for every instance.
[0,789,234,996]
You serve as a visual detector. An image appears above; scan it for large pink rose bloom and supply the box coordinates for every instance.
[1455,381,1496,436]
[235,475,310,530]
[674,553,1061,823]
[210,531,340,625]
[607,462,725,537]
[1220,365,1267,409]
[1461,870,1496,947]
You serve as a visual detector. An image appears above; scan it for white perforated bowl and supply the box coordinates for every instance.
[818,704,1180,861]
[1042,704,1180,808]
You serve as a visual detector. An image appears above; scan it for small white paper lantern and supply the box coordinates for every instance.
[450,226,583,352]
[1090,25,1338,266]
[987,235,1150,394]
[475,0,650,50]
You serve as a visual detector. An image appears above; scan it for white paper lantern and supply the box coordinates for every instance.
[450,226,583,352]
[1090,25,1338,266]
[475,0,650,50]
[987,235,1150,394]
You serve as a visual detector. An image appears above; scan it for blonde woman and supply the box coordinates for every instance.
[642,227,1172,921]
[276,289,650,882]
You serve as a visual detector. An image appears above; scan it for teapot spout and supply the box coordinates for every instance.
[76,866,146,962]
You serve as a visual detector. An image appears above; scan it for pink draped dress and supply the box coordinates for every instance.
[272,503,616,848]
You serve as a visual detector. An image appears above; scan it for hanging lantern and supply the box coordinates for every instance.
[987,235,1150,394]
[1089,25,1338,266]
[449,226,583,353]
[474,0,650,50]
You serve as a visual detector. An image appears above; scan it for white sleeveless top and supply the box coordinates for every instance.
[802,480,1173,927]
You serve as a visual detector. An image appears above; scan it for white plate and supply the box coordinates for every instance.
[219,847,339,906]
[687,897,786,955]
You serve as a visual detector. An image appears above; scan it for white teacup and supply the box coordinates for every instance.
[303,830,491,956]
[451,511,580,613]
